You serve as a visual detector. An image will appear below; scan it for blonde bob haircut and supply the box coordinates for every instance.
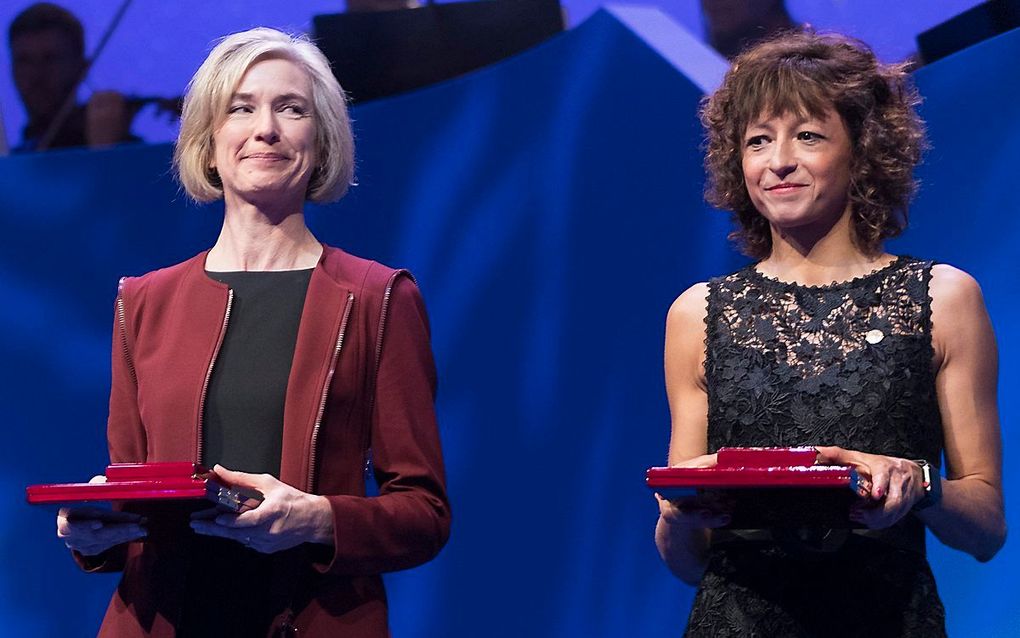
[174,27,354,203]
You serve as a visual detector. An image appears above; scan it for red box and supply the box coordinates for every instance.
[647,447,862,528]
[26,462,262,512]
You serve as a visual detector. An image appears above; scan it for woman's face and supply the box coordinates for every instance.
[741,107,853,232]
[211,57,316,207]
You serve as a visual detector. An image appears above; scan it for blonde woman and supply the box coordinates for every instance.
[57,28,450,636]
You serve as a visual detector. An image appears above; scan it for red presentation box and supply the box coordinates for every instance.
[26,462,262,513]
[647,447,863,528]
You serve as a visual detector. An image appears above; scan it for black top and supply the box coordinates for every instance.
[202,268,313,476]
[685,257,947,637]
[177,269,312,636]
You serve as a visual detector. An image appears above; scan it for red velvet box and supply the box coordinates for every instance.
[26,462,262,512]
[647,447,863,528]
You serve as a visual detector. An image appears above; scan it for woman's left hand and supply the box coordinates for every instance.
[815,446,926,529]
[190,465,334,553]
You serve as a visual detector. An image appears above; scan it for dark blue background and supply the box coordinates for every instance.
[1,9,1016,636]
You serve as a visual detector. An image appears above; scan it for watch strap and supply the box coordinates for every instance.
[911,459,942,512]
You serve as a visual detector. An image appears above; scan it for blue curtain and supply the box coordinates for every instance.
[0,9,1015,636]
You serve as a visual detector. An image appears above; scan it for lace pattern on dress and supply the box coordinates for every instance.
[685,256,947,637]
[703,256,943,462]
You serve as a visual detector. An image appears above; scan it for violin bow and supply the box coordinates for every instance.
[36,0,135,151]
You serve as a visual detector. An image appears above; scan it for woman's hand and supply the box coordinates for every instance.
[656,453,732,529]
[815,446,926,529]
[57,476,147,556]
[189,465,334,554]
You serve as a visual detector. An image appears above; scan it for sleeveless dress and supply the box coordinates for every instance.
[685,256,947,637]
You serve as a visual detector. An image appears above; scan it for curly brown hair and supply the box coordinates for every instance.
[701,31,926,259]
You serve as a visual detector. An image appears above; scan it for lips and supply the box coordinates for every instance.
[765,183,807,192]
[243,152,289,161]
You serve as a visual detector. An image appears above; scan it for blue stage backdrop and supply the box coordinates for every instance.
[0,9,1016,636]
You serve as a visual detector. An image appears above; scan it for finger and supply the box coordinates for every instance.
[190,520,245,540]
[190,520,265,546]
[671,453,719,469]
[213,465,268,490]
[64,506,122,520]
[886,472,906,508]
[65,523,147,549]
[870,468,890,500]
[73,528,147,556]
[657,498,689,523]
[853,473,873,499]
[190,518,267,537]
[78,522,146,540]
[687,453,718,469]
[64,519,105,535]
[79,510,143,524]
[882,475,912,525]
[662,506,731,529]
[814,446,847,465]
[814,446,836,464]
[62,508,143,529]
[190,507,221,521]
[222,507,267,527]
[214,510,261,527]
[657,495,684,519]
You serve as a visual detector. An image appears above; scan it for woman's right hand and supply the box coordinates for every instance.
[56,476,147,556]
[655,453,732,529]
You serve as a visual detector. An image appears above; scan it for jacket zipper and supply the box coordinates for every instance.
[116,278,137,384]
[306,291,355,492]
[362,273,409,477]
[197,288,234,465]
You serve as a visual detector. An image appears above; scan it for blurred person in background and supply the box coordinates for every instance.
[701,0,802,59]
[9,2,139,151]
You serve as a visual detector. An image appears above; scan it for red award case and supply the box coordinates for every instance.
[26,462,263,512]
[647,447,863,528]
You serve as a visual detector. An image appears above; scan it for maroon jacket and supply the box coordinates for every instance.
[79,245,451,636]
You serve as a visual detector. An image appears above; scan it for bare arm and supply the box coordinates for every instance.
[917,264,1006,561]
[654,283,728,585]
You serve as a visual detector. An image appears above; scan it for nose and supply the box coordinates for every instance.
[768,139,796,179]
[253,107,280,144]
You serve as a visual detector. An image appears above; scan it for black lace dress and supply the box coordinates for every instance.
[685,256,947,638]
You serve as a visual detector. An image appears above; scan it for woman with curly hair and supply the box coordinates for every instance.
[654,32,1004,636]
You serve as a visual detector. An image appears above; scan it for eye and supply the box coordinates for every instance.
[745,134,770,149]
[227,103,253,115]
[280,103,309,117]
[796,131,825,143]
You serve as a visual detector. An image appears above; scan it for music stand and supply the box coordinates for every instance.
[313,0,564,103]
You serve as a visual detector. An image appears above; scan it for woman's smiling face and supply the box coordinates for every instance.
[741,107,854,233]
[211,56,317,207]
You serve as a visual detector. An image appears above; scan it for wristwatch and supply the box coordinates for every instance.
[911,459,942,512]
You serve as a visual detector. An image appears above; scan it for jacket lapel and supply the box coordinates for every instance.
[279,261,352,490]
[168,254,231,464]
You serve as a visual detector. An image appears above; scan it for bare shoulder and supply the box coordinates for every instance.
[929,263,987,321]
[665,282,711,384]
[666,282,711,333]
[928,264,995,367]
